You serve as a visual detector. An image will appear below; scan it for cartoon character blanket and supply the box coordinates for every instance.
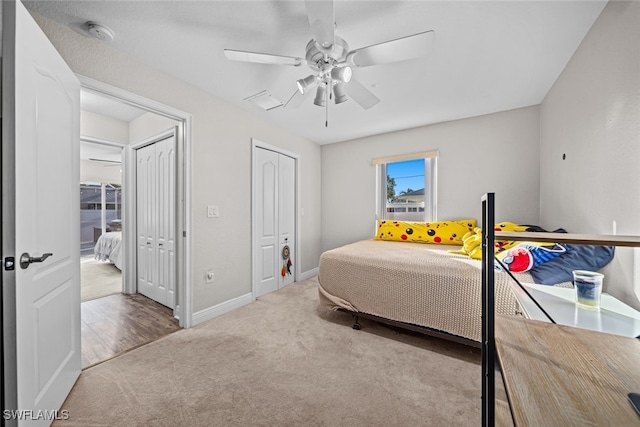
[449,221,570,273]
[494,242,568,273]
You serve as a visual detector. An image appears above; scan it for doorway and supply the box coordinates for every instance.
[78,82,190,367]
[80,138,125,303]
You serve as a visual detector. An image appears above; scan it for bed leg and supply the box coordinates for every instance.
[352,315,361,330]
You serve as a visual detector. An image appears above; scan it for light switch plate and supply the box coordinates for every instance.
[207,205,219,218]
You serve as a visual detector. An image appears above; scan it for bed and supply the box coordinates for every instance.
[318,218,616,346]
[318,239,559,346]
[94,231,123,270]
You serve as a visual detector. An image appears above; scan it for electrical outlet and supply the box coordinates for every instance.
[205,270,214,284]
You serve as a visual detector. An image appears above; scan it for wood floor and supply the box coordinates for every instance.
[81,293,181,369]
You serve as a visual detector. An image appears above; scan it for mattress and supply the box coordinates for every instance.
[318,239,536,342]
[94,231,123,270]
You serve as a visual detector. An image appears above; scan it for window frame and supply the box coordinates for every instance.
[373,150,438,222]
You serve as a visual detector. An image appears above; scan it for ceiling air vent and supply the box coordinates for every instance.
[244,91,282,111]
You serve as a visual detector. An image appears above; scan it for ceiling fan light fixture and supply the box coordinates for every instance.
[296,75,318,94]
[222,1,435,123]
[330,65,352,83]
[313,84,327,107]
[333,83,348,104]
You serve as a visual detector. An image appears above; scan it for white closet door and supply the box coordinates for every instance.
[255,148,279,297]
[155,136,176,308]
[279,154,296,288]
[254,147,297,297]
[137,144,156,301]
[136,136,175,308]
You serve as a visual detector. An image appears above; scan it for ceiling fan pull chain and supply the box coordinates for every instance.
[325,81,329,127]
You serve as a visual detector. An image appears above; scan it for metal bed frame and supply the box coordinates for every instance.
[337,307,481,348]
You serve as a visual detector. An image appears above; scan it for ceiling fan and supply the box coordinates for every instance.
[223,0,435,126]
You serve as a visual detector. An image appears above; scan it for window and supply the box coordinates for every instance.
[373,151,438,222]
[80,182,122,256]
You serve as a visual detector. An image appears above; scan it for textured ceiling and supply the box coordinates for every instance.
[24,1,608,145]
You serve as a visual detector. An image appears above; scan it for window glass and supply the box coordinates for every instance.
[385,158,427,221]
[375,152,437,222]
[80,182,122,256]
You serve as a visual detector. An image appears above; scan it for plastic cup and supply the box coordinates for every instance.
[573,270,604,309]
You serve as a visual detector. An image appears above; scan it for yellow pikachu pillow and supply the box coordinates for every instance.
[374,219,476,245]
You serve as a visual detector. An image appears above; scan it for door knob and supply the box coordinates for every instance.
[20,252,53,269]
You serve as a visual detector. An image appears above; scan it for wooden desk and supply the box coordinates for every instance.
[495,315,640,426]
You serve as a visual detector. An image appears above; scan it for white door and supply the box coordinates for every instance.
[155,136,176,307]
[137,143,156,302]
[254,148,279,297]
[278,154,296,288]
[136,135,176,308]
[2,0,81,422]
[254,146,296,297]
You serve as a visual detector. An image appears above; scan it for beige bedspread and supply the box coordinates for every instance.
[318,239,535,342]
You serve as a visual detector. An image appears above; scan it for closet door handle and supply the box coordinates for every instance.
[20,252,53,269]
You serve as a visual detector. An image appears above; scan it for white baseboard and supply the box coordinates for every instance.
[192,292,254,326]
[299,267,319,281]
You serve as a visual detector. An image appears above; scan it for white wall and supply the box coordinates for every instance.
[80,110,129,143]
[32,13,322,314]
[321,106,540,251]
[80,111,124,184]
[80,159,122,184]
[539,0,640,309]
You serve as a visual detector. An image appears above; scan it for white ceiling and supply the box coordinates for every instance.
[81,90,146,122]
[80,140,122,163]
[24,1,607,145]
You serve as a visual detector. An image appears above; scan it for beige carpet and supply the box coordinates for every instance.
[57,277,481,426]
[81,258,122,302]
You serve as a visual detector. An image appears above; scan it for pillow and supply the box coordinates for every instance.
[375,219,476,245]
[494,223,558,252]
[529,244,615,285]
[494,221,533,233]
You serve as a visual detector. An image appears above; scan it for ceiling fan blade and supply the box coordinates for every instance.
[223,49,303,66]
[88,158,121,164]
[284,89,312,109]
[343,78,380,110]
[348,30,435,68]
[305,0,335,50]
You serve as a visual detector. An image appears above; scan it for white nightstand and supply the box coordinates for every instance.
[510,282,640,338]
